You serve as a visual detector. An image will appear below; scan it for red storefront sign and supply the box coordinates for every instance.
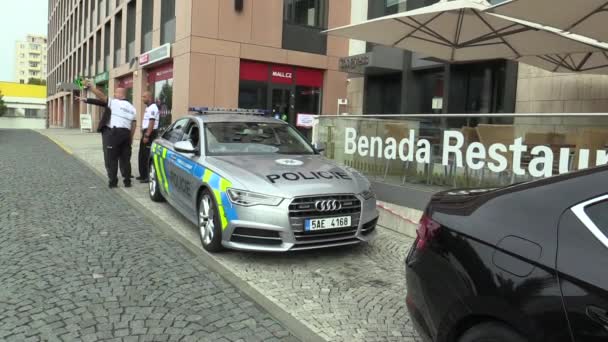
[117,74,133,88]
[147,62,174,83]
[239,60,323,88]
[295,68,323,88]
[240,60,268,82]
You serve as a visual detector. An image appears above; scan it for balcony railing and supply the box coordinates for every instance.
[312,114,608,190]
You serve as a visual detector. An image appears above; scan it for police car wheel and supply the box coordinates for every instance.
[198,190,223,252]
[149,162,164,202]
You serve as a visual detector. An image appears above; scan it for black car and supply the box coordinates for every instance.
[405,165,608,342]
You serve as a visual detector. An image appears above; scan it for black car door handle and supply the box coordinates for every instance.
[586,306,608,327]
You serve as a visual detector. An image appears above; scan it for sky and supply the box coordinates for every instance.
[0,1,48,82]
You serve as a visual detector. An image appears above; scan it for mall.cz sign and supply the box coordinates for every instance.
[345,128,608,178]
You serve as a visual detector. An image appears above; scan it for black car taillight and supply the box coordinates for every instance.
[415,214,441,250]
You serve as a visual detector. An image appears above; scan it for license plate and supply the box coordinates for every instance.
[305,216,351,231]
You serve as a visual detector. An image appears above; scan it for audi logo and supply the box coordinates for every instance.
[315,199,342,212]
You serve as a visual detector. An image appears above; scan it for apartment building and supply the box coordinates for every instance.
[46,0,350,133]
[15,35,48,84]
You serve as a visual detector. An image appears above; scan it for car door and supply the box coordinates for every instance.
[169,119,202,217]
[557,194,608,342]
[157,118,188,203]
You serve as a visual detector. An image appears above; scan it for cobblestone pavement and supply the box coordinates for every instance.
[0,130,298,342]
[41,129,422,342]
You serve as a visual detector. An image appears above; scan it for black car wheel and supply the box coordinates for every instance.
[198,189,224,253]
[459,322,527,342]
[149,162,165,202]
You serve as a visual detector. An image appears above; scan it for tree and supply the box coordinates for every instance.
[159,82,173,110]
[27,78,46,86]
[0,91,7,117]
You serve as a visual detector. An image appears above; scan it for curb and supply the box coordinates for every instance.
[40,131,325,342]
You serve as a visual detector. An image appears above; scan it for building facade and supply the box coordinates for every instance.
[15,35,48,84]
[46,0,350,134]
[0,82,47,129]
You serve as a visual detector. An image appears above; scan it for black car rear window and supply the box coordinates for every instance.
[586,200,608,235]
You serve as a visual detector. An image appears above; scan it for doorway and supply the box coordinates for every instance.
[270,86,294,126]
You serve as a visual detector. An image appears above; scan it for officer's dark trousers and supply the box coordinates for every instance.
[138,129,158,180]
[106,127,132,185]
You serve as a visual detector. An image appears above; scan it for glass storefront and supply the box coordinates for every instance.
[117,74,133,103]
[147,62,173,129]
[238,60,324,137]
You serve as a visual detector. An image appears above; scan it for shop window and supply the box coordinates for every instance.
[295,86,321,114]
[148,63,174,129]
[239,81,268,110]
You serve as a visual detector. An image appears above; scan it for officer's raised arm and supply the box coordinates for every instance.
[84,79,108,104]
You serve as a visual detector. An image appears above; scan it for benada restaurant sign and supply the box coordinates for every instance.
[345,128,608,178]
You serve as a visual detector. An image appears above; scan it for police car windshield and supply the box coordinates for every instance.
[205,122,315,156]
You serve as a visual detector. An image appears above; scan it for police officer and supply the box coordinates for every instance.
[83,80,137,188]
[76,96,112,174]
[136,90,160,183]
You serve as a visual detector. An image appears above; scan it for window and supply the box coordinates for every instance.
[284,0,328,28]
[161,0,176,44]
[205,122,315,156]
[126,0,136,63]
[141,0,154,52]
[573,196,608,249]
[30,62,40,68]
[587,200,608,236]
[104,22,111,71]
[181,121,201,150]
[162,118,188,143]
[114,13,122,67]
[238,81,268,109]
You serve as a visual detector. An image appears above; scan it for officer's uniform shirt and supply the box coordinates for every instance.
[107,97,136,129]
[142,103,160,130]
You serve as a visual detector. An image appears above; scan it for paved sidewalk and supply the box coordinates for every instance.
[40,129,421,342]
[1,129,297,342]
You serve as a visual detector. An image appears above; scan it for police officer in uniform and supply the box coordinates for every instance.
[83,80,137,188]
[77,96,112,174]
[137,91,160,183]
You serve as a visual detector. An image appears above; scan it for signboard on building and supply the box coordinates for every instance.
[296,113,316,128]
[339,53,371,74]
[139,43,171,68]
[80,113,92,132]
[94,72,109,84]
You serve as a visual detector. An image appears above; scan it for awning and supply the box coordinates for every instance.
[491,0,608,43]
[324,0,602,63]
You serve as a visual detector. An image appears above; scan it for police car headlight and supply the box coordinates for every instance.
[360,188,375,200]
[227,188,283,207]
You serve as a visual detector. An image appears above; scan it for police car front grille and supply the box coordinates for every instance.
[288,195,361,216]
[288,194,362,233]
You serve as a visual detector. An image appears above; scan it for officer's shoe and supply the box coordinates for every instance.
[139,178,149,183]
[135,176,145,181]
[108,182,118,189]
[124,181,132,188]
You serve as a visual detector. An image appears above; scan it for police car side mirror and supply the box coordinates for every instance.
[175,140,196,154]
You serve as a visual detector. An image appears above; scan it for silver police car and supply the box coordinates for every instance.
[149,108,378,252]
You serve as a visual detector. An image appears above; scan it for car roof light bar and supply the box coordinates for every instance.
[189,107,271,116]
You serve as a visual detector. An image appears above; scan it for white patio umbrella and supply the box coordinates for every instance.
[490,0,608,43]
[324,0,603,63]
[516,50,608,74]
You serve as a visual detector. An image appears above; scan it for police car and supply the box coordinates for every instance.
[148,107,378,252]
